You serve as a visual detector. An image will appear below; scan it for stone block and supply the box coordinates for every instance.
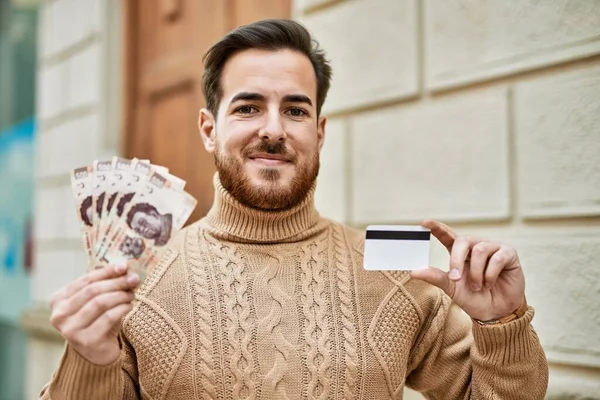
[66,43,101,110]
[315,118,347,222]
[547,364,600,399]
[44,0,59,58]
[350,88,509,224]
[38,2,54,60]
[297,0,337,12]
[515,65,600,218]
[403,388,424,400]
[37,113,100,180]
[425,0,600,90]
[50,0,72,56]
[77,0,103,39]
[38,62,67,121]
[32,248,87,303]
[34,184,80,241]
[300,0,418,113]
[26,339,65,400]
[499,230,600,367]
[64,0,84,49]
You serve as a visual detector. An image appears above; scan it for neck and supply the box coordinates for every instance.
[204,174,324,243]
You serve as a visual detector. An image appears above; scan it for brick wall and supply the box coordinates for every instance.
[27,0,120,395]
[297,0,600,398]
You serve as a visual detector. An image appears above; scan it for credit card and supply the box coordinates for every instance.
[363,225,431,271]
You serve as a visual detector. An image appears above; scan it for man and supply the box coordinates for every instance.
[126,202,173,246]
[41,19,548,399]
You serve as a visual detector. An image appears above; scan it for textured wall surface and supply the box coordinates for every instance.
[29,0,120,393]
[298,0,600,398]
[29,0,600,398]
[34,0,120,304]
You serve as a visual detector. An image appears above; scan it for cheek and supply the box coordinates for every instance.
[219,119,261,154]
[285,123,320,154]
[131,216,143,228]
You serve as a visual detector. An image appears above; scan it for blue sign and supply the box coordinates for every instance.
[0,117,35,322]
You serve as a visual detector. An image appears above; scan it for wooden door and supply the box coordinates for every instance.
[123,0,291,223]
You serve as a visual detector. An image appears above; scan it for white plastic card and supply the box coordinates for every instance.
[363,225,431,271]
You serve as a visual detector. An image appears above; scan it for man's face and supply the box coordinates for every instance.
[199,49,326,210]
[130,210,161,239]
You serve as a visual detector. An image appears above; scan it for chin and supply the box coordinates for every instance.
[247,164,292,185]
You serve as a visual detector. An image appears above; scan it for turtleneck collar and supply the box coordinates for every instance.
[203,174,325,243]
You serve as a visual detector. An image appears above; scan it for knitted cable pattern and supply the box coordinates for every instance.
[300,240,332,400]
[257,255,295,399]
[188,227,218,399]
[205,233,257,400]
[332,225,360,400]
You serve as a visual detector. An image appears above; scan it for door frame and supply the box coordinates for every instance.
[120,0,139,158]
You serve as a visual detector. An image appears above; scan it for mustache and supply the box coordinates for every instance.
[243,141,296,161]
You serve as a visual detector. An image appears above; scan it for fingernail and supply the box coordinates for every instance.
[449,268,461,280]
[471,283,481,291]
[115,263,126,273]
[127,273,139,284]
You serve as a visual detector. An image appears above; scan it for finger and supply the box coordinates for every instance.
[422,219,457,252]
[50,263,128,309]
[484,247,514,288]
[448,236,473,281]
[70,273,139,314]
[62,290,135,333]
[410,267,454,297]
[469,241,501,291]
[79,302,134,341]
[50,272,139,327]
[71,302,133,349]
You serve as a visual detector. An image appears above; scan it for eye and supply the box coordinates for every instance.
[286,107,307,117]
[235,105,258,115]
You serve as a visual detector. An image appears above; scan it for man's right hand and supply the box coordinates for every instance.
[49,264,140,365]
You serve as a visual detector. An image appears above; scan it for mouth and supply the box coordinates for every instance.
[248,153,291,166]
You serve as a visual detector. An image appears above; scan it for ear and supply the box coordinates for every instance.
[317,115,327,151]
[199,108,216,153]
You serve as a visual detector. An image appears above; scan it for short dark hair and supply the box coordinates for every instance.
[80,195,92,226]
[202,19,332,117]
[117,192,135,217]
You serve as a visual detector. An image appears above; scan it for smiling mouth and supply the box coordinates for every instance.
[249,153,292,166]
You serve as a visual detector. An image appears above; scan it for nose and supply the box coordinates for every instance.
[259,109,286,142]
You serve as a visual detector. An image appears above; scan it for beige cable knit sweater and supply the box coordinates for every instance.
[41,177,548,399]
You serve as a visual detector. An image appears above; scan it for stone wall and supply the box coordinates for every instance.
[26,0,120,396]
[26,0,600,397]
[296,0,600,398]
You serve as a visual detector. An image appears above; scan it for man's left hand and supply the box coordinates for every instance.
[410,219,525,322]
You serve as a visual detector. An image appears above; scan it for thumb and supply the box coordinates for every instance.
[410,267,452,295]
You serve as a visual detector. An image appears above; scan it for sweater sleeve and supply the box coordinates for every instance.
[405,293,549,400]
[39,333,140,400]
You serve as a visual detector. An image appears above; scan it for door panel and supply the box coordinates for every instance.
[124,0,291,223]
[228,0,291,28]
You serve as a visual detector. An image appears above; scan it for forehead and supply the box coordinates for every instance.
[220,49,317,102]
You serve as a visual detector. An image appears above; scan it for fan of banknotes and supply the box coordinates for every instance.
[70,157,197,278]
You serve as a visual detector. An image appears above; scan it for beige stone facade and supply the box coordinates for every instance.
[26,0,600,398]
[298,0,600,398]
[26,0,121,396]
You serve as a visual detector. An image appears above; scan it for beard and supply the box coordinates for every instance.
[215,140,319,211]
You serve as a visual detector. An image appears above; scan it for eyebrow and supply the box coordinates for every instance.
[283,94,313,107]
[229,92,313,107]
[230,92,267,104]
